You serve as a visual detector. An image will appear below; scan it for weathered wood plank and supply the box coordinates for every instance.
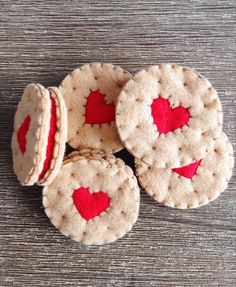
[0,0,235,286]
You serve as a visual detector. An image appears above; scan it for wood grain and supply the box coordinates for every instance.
[0,0,235,286]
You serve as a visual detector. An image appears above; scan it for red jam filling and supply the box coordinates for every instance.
[172,160,202,179]
[38,95,57,180]
[151,96,190,134]
[85,90,115,124]
[17,115,31,154]
[72,187,110,220]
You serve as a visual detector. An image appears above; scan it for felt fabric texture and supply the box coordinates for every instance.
[12,84,51,185]
[85,90,115,124]
[116,64,223,168]
[17,115,31,154]
[38,95,57,180]
[135,133,234,209]
[63,149,116,165]
[72,187,110,220]
[151,96,190,134]
[12,84,67,186]
[43,151,140,245]
[59,62,131,153]
[37,87,68,186]
[172,160,202,179]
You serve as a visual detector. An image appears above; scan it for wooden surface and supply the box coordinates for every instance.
[0,1,235,286]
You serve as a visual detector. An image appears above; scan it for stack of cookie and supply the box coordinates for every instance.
[12,63,234,245]
[116,64,234,209]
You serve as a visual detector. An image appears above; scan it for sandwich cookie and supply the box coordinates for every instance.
[59,62,131,153]
[135,133,234,209]
[116,64,223,168]
[12,83,67,186]
[43,150,140,245]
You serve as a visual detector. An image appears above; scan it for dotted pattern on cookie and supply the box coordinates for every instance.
[116,64,223,168]
[43,153,140,245]
[59,62,132,153]
[135,133,234,209]
[12,84,51,185]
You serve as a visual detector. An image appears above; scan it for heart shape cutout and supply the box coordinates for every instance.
[172,160,202,179]
[151,96,190,134]
[17,115,31,154]
[85,90,115,124]
[72,187,110,220]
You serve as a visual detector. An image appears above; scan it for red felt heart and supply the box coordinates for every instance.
[172,160,202,179]
[85,90,115,124]
[72,187,110,220]
[17,115,31,154]
[151,96,190,134]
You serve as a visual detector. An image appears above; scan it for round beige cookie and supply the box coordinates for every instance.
[59,62,132,153]
[135,133,234,209]
[43,151,140,245]
[12,84,67,186]
[116,64,223,168]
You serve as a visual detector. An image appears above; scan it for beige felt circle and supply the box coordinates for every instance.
[135,133,234,209]
[59,63,132,153]
[38,87,67,186]
[43,153,140,245]
[116,64,223,168]
[12,84,51,185]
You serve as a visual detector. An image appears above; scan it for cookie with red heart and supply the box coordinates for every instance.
[116,64,223,168]
[59,63,131,153]
[135,133,234,209]
[12,83,67,186]
[43,150,140,245]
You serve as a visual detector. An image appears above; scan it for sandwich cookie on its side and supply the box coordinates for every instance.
[59,62,132,153]
[12,83,67,186]
[135,133,234,209]
[43,150,140,245]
